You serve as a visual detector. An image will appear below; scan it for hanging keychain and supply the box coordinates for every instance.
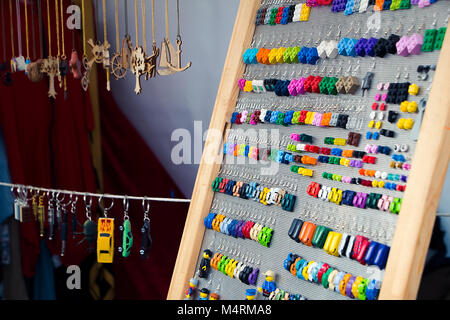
[0,1,13,86]
[69,0,82,83]
[14,0,26,71]
[80,0,90,90]
[47,192,56,240]
[24,0,31,72]
[118,196,133,257]
[76,195,97,251]
[140,197,152,259]
[26,0,44,83]
[9,0,17,72]
[60,196,72,256]
[101,0,111,91]
[38,194,45,237]
[166,0,191,73]
[145,0,159,80]
[59,0,68,96]
[97,197,115,263]
[71,194,80,239]
[111,0,130,79]
[130,0,146,94]
[157,0,176,76]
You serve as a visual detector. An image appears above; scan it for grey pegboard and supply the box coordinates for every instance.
[192,1,450,300]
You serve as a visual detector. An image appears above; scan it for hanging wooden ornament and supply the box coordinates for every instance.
[166,0,191,73]
[81,0,91,91]
[111,0,130,80]
[157,0,176,76]
[40,0,59,98]
[130,0,146,94]
[144,0,159,80]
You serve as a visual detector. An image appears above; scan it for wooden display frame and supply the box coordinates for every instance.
[167,0,450,300]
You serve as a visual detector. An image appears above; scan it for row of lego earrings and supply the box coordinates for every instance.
[245,23,446,67]
[288,217,390,269]
[283,252,380,300]
[296,202,396,244]
[12,188,153,263]
[204,200,276,248]
[235,95,366,115]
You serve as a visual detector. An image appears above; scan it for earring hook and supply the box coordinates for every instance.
[142,197,150,221]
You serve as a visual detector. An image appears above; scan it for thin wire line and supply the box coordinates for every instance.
[0,182,191,203]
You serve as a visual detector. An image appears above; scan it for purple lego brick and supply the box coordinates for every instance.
[355,38,368,57]
[418,0,430,7]
[363,37,378,56]
[331,0,348,12]
[407,33,423,55]
[396,35,410,57]
[411,0,419,3]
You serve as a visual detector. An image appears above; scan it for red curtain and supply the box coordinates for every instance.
[0,0,189,299]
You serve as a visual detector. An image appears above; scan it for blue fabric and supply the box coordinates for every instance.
[33,241,56,300]
[0,129,14,224]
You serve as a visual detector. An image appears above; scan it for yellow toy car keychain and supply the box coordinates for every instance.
[97,197,115,264]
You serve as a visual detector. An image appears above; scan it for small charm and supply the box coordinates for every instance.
[185,278,198,300]
[258,270,277,298]
[198,249,212,278]
[131,46,146,94]
[198,288,209,300]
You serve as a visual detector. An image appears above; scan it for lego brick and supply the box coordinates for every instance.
[374,38,389,57]
[399,0,411,8]
[387,34,400,54]
[344,76,360,94]
[355,38,368,57]
[422,29,437,52]
[396,35,410,57]
[331,0,348,12]
[383,0,393,10]
[300,3,311,21]
[359,0,369,11]
[344,0,355,15]
[326,40,339,58]
[390,0,401,9]
[434,27,447,50]
[407,33,423,55]
[345,38,358,57]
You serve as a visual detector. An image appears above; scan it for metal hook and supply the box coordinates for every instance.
[142,197,151,221]
[98,196,114,218]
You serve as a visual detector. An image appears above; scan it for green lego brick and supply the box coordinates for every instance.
[399,0,410,9]
[390,0,401,10]
[434,27,447,50]
[422,29,437,52]
[326,77,338,95]
[319,77,330,95]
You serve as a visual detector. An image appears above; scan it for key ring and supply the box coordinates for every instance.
[84,194,93,220]
[98,196,114,218]
[123,195,130,220]
[142,197,150,221]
